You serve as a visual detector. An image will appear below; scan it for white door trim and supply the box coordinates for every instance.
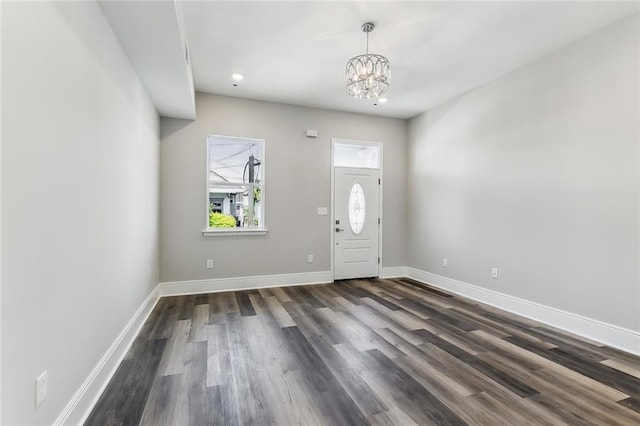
[331,138,383,281]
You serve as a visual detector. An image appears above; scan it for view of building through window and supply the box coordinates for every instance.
[207,135,265,229]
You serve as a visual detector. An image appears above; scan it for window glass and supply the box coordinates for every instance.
[348,183,366,234]
[334,143,380,169]
[207,135,264,229]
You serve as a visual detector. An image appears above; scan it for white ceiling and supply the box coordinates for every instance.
[102,1,640,120]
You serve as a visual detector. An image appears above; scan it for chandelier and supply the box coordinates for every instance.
[345,22,390,99]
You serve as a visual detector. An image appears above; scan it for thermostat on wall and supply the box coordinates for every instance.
[306,130,318,138]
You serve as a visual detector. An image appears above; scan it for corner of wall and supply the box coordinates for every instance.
[53,285,160,425]
[405,14,639,346]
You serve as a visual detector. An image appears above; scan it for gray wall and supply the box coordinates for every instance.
[1,2,159,423]
[160,94,407,282]
[408,14,639,331]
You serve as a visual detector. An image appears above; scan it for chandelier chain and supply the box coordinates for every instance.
[366,30,369,55]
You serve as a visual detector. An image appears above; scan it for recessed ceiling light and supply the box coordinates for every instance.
[378,97,388,103]
[232,73,244,81]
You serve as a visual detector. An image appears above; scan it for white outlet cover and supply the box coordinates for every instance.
[317,207,328,216]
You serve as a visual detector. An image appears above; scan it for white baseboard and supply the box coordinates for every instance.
[159,270,333,296]
[54,285,161,426]
[406,267,640,356]
[55,266,639,425]
[381,266,408,278]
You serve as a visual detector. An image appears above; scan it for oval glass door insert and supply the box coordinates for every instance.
[348,183,366,234]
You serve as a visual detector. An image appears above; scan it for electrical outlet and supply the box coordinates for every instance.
[491,267,499,279]
[307,254,314,263]
[206,259,213,269]
[35,371,47,408]
[443,258,448,267]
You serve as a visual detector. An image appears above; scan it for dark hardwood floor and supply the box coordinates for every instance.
[85,278,640,425]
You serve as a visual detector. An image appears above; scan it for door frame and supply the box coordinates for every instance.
[331,138,383,281]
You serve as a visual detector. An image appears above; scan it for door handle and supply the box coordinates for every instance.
[335,227,345,232]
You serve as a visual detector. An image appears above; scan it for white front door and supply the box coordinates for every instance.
[334,167,379,280]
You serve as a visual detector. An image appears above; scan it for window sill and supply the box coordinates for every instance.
[202,228,268,237]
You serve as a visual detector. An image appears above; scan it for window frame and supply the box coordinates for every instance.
[203,135,267,237]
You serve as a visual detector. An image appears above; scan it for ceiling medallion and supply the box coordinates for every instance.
[345,22,390,99]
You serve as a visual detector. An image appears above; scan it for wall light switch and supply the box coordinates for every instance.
[443,258,448,267]
[317,207,328,216]
[491,267,499,279]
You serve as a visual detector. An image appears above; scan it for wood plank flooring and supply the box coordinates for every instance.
[85,278,640,425]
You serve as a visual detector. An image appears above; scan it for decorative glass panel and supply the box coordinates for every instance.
[348,183,366,234]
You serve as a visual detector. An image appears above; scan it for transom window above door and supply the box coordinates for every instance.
[333,142,380,169]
